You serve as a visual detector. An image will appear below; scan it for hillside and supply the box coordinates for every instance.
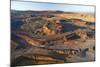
[11,10,95,66]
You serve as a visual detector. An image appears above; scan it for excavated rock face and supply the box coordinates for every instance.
[42,20,62,36]
[42,22,56,36]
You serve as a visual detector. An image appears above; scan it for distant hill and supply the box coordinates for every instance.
[11,10,87,15]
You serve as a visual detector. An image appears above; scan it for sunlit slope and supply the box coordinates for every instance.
[55,13,95,22]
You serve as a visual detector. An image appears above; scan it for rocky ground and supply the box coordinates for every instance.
[11,10,95,66]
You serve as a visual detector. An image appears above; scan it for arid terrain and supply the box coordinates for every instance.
[11,10,95,66]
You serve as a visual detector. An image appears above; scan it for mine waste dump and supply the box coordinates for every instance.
[11,6,95,66]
